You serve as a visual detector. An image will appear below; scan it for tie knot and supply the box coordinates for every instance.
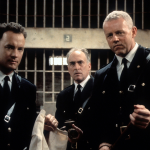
[4,76,10,82]
[77,84,81,90]
[122,58,127,65]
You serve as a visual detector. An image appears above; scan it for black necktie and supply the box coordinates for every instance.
[73,84,81,112]
[120,58,128,91]
[3,76,10,102]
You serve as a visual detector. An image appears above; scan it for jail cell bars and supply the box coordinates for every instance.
[16,49,114,104]
[0,0,148,29]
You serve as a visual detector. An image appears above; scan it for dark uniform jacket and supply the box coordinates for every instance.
[0,72,37,150]
[90,45,150,150]
[55,76,94,150]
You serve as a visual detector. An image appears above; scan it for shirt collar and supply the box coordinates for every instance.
[74,75,90,90]
[115,43,138,65]
[0,71,14,85]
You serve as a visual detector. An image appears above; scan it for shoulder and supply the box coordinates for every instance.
[15,73,36,90]
[95,62,112,77]
[58,84,74,96]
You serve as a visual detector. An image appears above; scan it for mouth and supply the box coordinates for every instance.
[113,44,124,50]
[10,60,18,64]
[74,73,81,75]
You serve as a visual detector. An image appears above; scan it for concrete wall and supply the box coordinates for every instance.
[25,28,150,49]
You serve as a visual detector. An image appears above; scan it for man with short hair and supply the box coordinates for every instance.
[55,48,94,150]
[91,11,150,150]
[0,22,58,150]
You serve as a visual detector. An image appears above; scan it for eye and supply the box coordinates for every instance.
[5,45,14,50]
[18,47,24,51]
[70,62,75,66]
[107,33,113,38]
[116,31,124,35]
[78,61,83,65]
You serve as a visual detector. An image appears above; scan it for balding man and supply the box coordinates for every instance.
[55,48,94,150]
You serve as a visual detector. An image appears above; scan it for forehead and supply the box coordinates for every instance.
[1,31,25,46]
[68,51,87,62]
[103,18,129,33]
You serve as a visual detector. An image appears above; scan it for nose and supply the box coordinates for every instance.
[74,62,80,70]
[112,34,119,43]
[11,49,18,58]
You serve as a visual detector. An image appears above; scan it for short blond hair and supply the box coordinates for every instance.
[103,11,133,29]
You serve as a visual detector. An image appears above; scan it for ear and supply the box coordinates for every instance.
[132,26,137,38]
[88,62,91,71]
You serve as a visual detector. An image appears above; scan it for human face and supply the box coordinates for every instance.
[103,17,137,57]
[0,31,25,75]
[67,51,91,84]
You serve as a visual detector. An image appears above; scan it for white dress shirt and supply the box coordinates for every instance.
[0,71,14,91]
[73,75,90,99]
[116,43,139,81]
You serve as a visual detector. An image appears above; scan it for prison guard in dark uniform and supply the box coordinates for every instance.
[0,72,36,150]
[90,45,150,150]
[55,76,94,150]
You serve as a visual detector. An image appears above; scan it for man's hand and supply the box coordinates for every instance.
[130,105,150,129]
[44,114,58,131]
[99,143,112,150]
[68,124,83,143]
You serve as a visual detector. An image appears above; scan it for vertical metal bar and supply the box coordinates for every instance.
[71,0,73,28]
[133,0,135,25]
[98,52,100,69]
[106,0,109,15]
[52,50,55,102]
[7,0,9,23]
[43,50,45,103]
[43,0,46,28]
[142,0,144,29]
[97,0,100,28]
[88,0,91,28]
[34,52,37,86]
[25,0,28,27]
[115,0,118,10]
[79,0,82,28]
[52,0,55,28]
[25,51,28,79]
[62,0,64,28]
[124,0,126,11]
[34,0,37,27]
[107,51,109,64]
[89,49,91,75]
[61,50,64,90]
[16,0,18,23]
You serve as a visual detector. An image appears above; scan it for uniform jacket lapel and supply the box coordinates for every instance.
[128,45,148,85]
[102,56,119,90]
[80,76,94,105]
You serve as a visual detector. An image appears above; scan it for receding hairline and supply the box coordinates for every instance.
[67,48,90,64]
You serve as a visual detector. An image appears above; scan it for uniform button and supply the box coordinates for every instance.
[141,83,145,86]
[90,148,92,150]
[64,110,65,113]
[87,141,89,143]
[119,91,123,94]
[102,91,105,94]
[27,107,29,110]
[7,143,10,146]
[8,127,11,132]
[116,124,118,127]
[137,65,140,68]
[88,107,90,110]
[120,107,121,110]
